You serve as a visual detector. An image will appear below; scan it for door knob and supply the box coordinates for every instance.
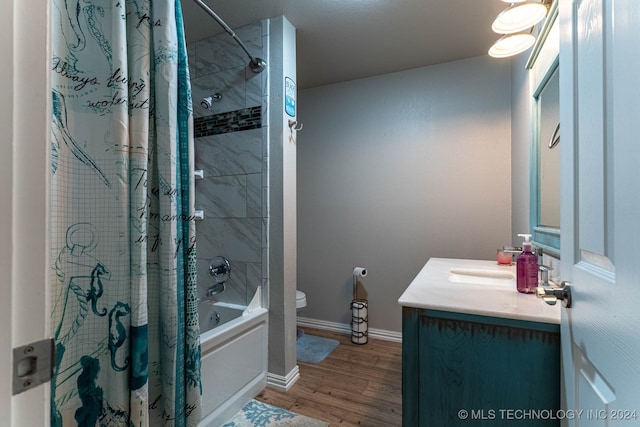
[536,281,573,308]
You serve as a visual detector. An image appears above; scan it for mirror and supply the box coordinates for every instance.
[527,0,560,257]
[538,66,560,229]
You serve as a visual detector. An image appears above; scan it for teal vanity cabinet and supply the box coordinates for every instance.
[402,307,560,426]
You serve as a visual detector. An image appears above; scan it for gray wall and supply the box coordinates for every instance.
[510,53,532,247]
[297,55,513,333]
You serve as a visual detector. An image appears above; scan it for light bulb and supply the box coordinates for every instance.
[492,2,547,34]
[488,33,536,58]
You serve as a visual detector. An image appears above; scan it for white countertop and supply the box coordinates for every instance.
[397,258,561,325]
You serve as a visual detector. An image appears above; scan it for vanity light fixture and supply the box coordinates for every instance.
[488,33,536,58]
[489,0,550,58]
[492,1,547,34]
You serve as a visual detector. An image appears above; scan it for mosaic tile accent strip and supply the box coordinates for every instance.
[194,105,262,138]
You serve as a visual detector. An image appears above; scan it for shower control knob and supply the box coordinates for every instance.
[209,256,231,284]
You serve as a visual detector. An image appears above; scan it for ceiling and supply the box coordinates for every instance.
[181,0,508,89]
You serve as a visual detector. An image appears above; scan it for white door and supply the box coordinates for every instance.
[2,0,51,425]
[560,0,640,424]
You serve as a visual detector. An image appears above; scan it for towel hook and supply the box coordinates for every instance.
[548,122,560,149]
[288,119,303,132]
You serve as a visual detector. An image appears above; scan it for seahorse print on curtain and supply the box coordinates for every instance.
[50,1,201,425]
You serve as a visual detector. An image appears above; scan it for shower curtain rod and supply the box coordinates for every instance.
[192,0,267,73]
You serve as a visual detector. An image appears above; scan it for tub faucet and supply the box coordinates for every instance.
[207,283,224,298]
[197,284,224,304]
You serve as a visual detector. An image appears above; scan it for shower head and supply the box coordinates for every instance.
[192,0,267,74]
[249,57,267,73]
[200,93,222,110]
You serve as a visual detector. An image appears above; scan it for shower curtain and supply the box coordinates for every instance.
[50,1,201,426]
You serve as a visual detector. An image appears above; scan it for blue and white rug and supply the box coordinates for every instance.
[223,400,328,427]
[296,330,340,364]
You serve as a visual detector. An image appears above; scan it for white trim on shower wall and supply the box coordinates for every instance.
[296,317,403,343]
[266,365,300,392]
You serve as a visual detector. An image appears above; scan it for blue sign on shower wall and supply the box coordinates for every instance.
[285,77,296,117]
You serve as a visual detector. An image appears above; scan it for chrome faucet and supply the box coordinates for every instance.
[502,245,522,254]
[535,247,544,266]
[538,264,553,287]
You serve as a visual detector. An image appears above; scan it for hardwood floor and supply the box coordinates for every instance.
[255,327,402,426]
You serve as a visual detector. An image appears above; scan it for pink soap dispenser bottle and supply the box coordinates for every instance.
[516,233,538,294]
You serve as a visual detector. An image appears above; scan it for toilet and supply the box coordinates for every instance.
[296,290,307,310]
[296,290,307,339]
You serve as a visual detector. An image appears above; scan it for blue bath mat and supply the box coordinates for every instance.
[223,400,328,427]
[296,330,340,364]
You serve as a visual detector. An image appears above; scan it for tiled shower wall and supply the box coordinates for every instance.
[188,22,269,306]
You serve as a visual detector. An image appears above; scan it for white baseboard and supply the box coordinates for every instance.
[296,316,402,343]
[266,365,300,391]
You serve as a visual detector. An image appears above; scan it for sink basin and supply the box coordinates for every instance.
[448,267,515,286]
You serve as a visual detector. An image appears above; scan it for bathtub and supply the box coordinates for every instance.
[198,289,268,426]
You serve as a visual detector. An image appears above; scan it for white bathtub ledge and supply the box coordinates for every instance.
[243,286,263,316]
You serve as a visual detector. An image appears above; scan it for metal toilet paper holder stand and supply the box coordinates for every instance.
[351,267,368,345]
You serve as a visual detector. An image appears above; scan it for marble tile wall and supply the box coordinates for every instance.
[190,22,269,306]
